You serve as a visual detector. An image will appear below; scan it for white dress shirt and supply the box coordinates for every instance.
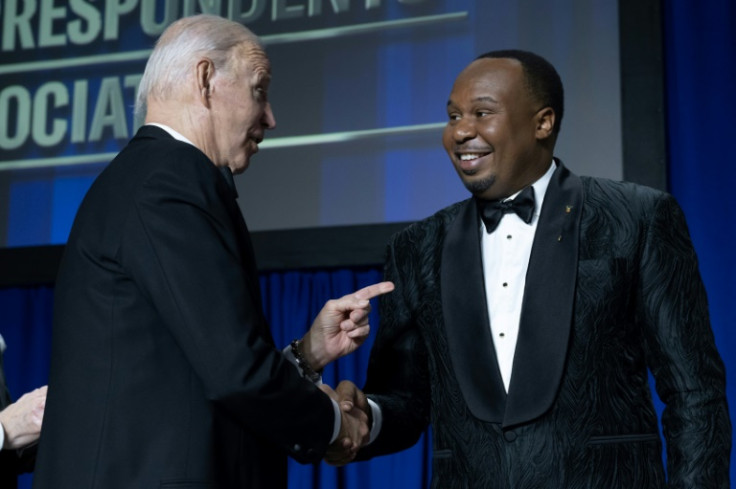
[481,162,555,392]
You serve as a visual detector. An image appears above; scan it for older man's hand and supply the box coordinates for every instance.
[1,385,47,449]
[302,281,394,371]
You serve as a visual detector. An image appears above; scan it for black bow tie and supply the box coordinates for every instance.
[476,186,536,234]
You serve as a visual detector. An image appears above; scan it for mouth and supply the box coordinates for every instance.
[455,150,491,172]
[247,136,263,154]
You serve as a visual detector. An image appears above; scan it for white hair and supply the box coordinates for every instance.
[134,14,262,123]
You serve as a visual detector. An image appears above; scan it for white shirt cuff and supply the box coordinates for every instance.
[366,397,382,445]
[0,418,5,449]
[329,399,341,443]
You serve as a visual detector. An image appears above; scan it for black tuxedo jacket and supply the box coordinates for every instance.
[1,349,36,489]
[33,126,334,489]
[360,162,730,488]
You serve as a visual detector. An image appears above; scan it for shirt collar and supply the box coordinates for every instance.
[146,123,238,197]
[146,123,196,146]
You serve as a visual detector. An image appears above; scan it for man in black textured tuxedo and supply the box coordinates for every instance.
[0,334,46,489]
[32,14,392,489]
[332,50,731,488]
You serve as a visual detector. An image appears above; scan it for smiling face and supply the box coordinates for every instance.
[442,57,555,201]
[205,42,276,174]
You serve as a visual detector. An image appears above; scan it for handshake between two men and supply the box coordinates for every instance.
[322,380,372,466]
[294,280,393,466]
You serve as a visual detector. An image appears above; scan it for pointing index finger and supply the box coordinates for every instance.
[353,281,395,301]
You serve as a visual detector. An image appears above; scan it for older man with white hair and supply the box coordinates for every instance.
[32,15,392,489]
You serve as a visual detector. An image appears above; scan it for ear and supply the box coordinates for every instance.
[535,107,556,141]
[196,58,215,108]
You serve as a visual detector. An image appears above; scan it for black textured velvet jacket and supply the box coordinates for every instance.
[360,162,730,488]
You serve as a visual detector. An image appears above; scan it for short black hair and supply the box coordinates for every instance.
[476,49,564,135]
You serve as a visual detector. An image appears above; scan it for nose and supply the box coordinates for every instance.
[263,103,276,130]
[451,117,475,143]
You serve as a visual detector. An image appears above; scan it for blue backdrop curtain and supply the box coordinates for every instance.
[0,268,432,489]
[261,268,431,489]
[662,0,736,484]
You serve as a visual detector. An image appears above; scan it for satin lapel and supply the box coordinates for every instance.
[503,161,583,427]
[441,199,506,423]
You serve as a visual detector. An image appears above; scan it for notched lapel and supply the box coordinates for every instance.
[441,200,507,423]
[504,161,583,428]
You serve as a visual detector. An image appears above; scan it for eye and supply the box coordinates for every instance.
[447,112,461,121]
[254,86,268,101]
